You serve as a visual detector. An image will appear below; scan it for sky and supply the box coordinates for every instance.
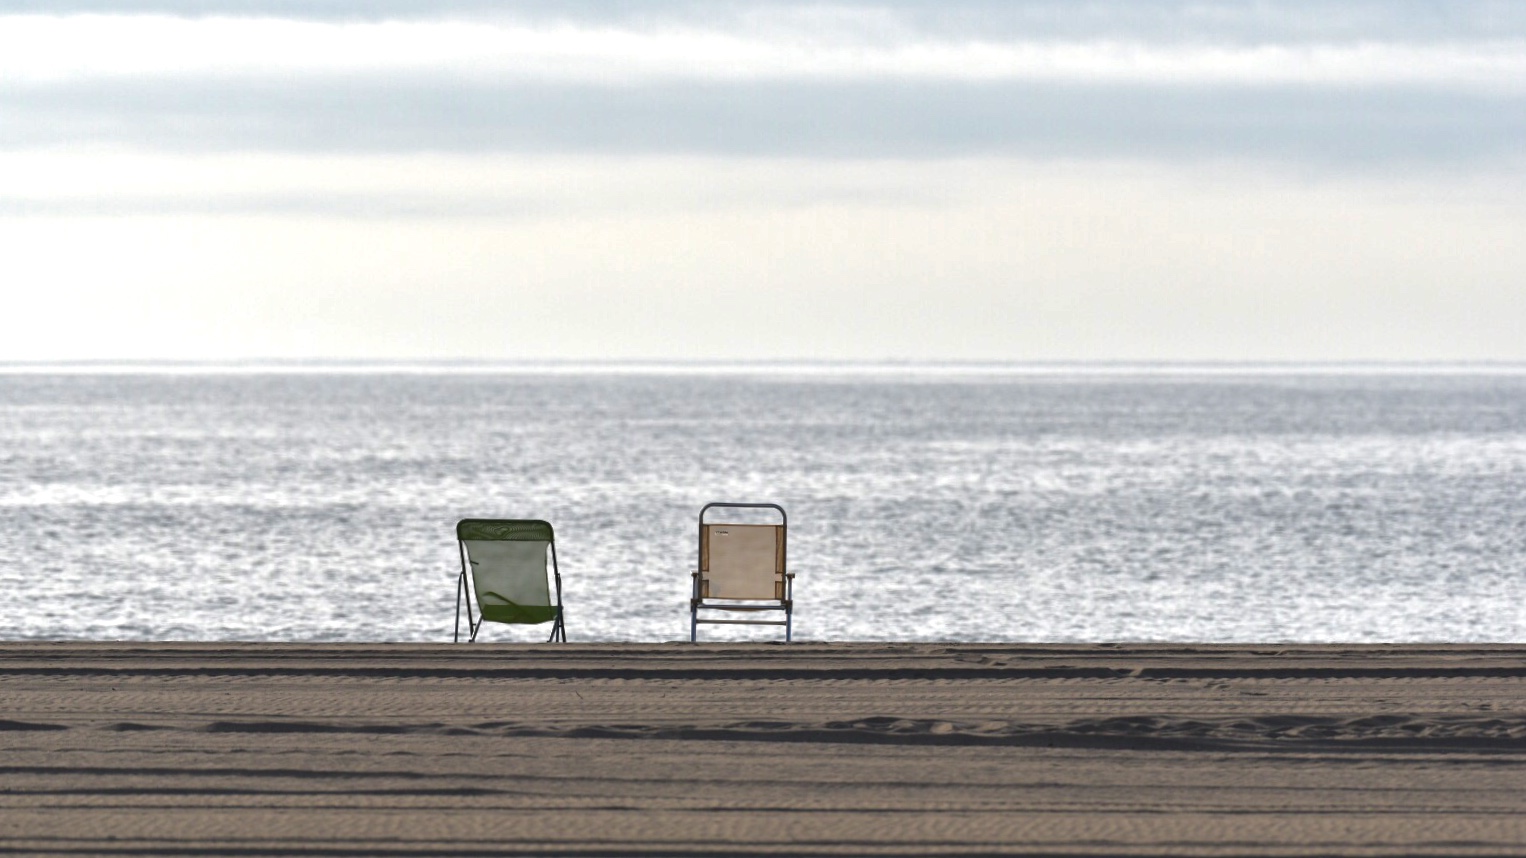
[2,0,1523,362]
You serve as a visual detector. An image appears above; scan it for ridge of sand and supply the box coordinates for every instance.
[3,643,1526,855]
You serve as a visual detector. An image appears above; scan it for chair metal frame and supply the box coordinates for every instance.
[454,518,566,643]
[690,502,793,642]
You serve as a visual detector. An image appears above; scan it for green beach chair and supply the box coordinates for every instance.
[690,503,793,642]
[454,519,566,643]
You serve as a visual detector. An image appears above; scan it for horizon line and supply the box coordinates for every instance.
[4,358,1526,377]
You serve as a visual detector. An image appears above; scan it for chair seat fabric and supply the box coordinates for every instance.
[479,604,559,624]
[703,524,784,600]
[463,539,553,623]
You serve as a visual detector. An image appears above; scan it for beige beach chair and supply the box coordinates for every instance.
[454,519,566,643]
[690,503,793,642]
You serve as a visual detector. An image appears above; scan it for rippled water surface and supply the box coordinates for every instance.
[2,367,1524,642]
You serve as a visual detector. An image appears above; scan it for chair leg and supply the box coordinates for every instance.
[690,606,698,643]
[786,607,792,643]
[454,572,464,643]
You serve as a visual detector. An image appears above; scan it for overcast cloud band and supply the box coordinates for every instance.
[1,0,1523,42]
[4,78,1523,164]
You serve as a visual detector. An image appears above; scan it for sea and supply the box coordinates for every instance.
[2,363,1523,643]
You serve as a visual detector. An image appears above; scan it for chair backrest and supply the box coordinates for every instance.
[700,522,786,600]
[458,519,558,625]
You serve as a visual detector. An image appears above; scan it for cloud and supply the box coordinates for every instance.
[0,0,1523,44]
[3,13,1523,87]
[0,4,1521,165]
[4,77,1522,164]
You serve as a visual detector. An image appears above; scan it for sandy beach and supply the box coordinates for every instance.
[3,642,1525,855]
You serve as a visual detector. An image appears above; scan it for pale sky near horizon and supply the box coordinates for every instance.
[2,1,1524,362]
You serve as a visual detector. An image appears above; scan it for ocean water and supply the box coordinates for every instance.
[2,365,1523,643]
